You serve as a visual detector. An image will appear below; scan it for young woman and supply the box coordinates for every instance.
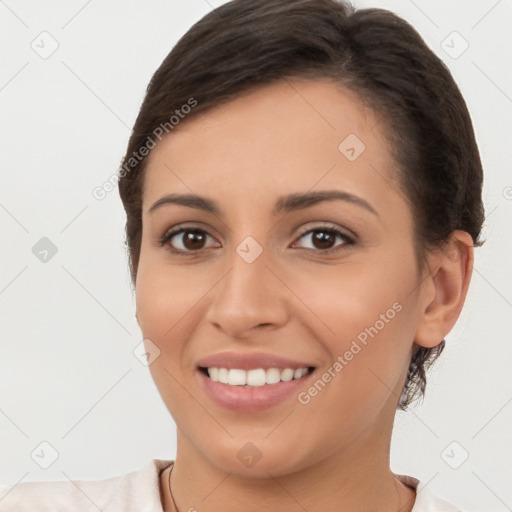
[1,0,484,510]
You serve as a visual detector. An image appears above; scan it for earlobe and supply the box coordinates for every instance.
[414,230,474,349]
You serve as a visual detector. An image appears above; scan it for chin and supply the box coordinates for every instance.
[192,434,319,479]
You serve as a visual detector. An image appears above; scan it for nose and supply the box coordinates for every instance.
[205,247,289,340]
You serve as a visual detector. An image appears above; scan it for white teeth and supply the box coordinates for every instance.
[217,368,229,384]
[280,368,294,382]
[266,368,281,384]
[205,366,310,386]
[228,369,246,386]
[207,368,219,381]
[247,368,266,387]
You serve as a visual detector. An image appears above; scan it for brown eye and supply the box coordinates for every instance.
[159,224,354,256]
[293,227,354,253]
[160,228,218,253]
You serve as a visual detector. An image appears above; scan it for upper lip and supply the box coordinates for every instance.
[196,351,315,371]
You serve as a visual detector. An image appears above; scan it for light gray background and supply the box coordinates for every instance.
[0,1,511,511]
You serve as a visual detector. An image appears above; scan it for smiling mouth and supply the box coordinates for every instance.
[199,366,315,387]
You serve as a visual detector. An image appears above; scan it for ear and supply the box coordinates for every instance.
[414,230,474,349]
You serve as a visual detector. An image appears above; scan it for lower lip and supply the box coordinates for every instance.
[197,370,313,412]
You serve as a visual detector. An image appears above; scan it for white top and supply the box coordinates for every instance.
[0,459,463,511]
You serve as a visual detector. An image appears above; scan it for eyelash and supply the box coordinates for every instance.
[158,224,355,255]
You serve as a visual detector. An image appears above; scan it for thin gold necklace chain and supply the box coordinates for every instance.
[167,463,408,512]
[168,464,180,512]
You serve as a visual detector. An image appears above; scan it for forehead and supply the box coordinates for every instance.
[142,78,402,217]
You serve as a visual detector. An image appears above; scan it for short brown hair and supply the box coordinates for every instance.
[118,0,485,409]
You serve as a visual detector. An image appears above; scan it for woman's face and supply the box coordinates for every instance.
[135,79,428,476]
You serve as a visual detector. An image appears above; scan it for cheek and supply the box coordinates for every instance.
[288,256,417,397]
[136,263,205,420]
[135,259,199,340]
[289,271,416,447]
[289,259,410,341]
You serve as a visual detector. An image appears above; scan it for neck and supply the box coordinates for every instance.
[161,413,416,512]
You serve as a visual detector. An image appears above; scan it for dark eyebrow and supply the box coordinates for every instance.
[273,190,378,217]
[148,194,221,215]
[147,190,379,217]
